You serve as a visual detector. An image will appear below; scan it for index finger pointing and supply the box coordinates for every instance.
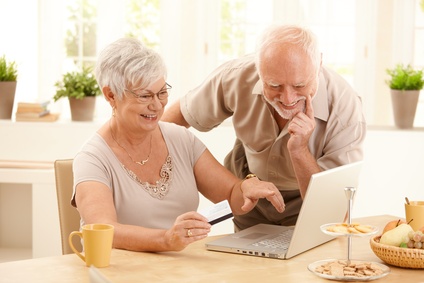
[305,94,314,119]
[268,193,285,213]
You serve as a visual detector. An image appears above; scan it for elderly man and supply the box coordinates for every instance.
[162,24,366,231]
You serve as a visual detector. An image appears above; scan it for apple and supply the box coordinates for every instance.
[382,219,406,234]
[380,223,414,247]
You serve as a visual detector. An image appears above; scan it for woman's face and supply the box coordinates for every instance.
[116,78,169,132]
[260,44,319,120]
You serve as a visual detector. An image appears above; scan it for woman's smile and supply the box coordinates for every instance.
[141,113,157,120]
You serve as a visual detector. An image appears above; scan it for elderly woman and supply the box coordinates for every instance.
[71,38,285,252]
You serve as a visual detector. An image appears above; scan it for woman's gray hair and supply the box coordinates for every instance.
[95,38,167,100]
[255,25,321,76]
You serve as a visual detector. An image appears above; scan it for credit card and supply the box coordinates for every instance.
[200,200,233,225]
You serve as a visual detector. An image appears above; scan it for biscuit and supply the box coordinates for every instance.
[315,260,384,278]
[354,225,373,233]
[325,223,374,235]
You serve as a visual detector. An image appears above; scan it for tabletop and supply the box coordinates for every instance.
[0,215,423,283]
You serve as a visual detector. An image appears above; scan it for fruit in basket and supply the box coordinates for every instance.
[382,219,406,234]
[370,235,424,268]
[380,223,413,247]
[406,230,424,249]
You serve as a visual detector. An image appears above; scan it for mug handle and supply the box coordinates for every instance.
[69,231,85,263]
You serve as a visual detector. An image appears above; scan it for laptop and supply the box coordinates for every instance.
[205,161,363,259]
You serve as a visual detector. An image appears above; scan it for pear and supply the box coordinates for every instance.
[382,219,406,234]
[380,223,413,247]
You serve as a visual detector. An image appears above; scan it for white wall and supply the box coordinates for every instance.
[192,125,424,234]
[1,120,424,258]
[2,121,424,216]
[356,126,424,218]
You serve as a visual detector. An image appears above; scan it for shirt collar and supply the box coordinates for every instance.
[252,70,329,122]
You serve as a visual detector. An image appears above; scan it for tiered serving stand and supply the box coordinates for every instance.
[308,187,390,281]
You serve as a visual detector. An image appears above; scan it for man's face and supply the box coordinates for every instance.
[260,44,319,120]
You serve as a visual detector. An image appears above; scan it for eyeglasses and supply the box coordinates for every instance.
[125,82,172,103]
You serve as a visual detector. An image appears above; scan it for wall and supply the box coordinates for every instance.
[0,120,424,260]
[193,125,424,233]
[356,126,424,217]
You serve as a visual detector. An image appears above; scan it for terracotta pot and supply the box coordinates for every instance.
[69,96,96,121]
[390,89,420,129]
[0,81,17,119]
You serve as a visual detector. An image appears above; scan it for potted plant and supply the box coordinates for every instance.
[0,55,18,119]
[53,66,101,121]
[386,63,424,129]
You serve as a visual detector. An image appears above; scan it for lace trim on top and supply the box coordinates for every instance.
[121,156,173,200]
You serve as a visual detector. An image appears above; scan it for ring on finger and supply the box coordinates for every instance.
[187,229,193,237]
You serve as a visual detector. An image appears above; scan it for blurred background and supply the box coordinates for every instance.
[0,0,424,125]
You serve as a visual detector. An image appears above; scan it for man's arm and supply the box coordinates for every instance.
[287,95,321,198]
[162,100,190,128]
[289,149,321,199]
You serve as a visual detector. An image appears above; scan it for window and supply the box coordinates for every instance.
[124,0,161,49]
[1,0,423,126]
[298,0,356,85]
[218,0,273,63]
[64,0,98,70]
[414,0,424,126]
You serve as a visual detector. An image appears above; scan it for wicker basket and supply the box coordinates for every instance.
[370,235,424,269]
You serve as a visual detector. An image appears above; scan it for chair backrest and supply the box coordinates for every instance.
[54,159,82,255]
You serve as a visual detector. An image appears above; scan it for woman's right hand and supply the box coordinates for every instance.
[164,211,212,251]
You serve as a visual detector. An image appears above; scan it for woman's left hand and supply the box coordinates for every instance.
[240,177,285,213]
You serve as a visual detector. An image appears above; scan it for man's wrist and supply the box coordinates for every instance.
[240,174,258,194]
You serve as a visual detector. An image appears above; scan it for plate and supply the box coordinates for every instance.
[308,259,390,281]
[320,223,379,237]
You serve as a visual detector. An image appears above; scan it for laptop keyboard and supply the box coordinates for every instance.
[250,229,294,249]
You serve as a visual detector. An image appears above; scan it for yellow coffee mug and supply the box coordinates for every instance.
[405,201,424,231]
[69,223,114,268]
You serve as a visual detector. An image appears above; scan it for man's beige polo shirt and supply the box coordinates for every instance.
[180,53,366,228]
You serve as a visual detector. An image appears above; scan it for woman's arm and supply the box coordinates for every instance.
[74,181,211,252]
[194,149,285,215]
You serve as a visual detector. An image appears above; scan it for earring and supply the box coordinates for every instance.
[112,107,116,117]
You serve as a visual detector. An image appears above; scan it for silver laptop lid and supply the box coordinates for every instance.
[285,161,363,258]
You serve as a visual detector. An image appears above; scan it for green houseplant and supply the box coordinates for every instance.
[0,55,18,81]
[53,66,101,121]
[0,55,18,119]
[386,64,424,91]
[386,64,424,129]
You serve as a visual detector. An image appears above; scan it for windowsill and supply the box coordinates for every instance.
[367,125,424,131]
[3,117,424,132]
